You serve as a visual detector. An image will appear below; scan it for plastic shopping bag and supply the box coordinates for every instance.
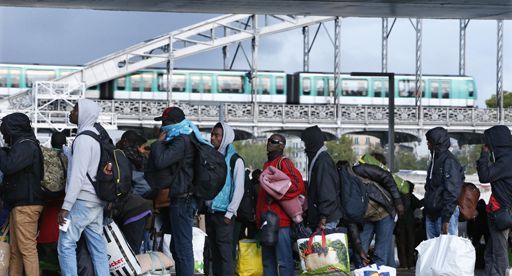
[193,227,207,274]
[351,264,396,276]
[236,239,263,276]
[297,230,350,275]
[0,223,9,276]
[415,235,475,276]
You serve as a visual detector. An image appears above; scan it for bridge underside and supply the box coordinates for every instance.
[3,0,512,19]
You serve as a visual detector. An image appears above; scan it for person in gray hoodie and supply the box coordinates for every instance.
[205,122,245,276]
[57,99,109,276]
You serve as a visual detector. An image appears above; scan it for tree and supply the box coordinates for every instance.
[233,140,267,170]
[395,151,428,171]
[485,91,512,108]
[326,135,356,164]
[455,144,482,175]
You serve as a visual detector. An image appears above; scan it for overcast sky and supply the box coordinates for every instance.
[0,7,510,107]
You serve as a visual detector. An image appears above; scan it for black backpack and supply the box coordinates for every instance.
[338,163,369,224]
[188,135,227,200]
[77,123,133,202]
[230,154,255,222]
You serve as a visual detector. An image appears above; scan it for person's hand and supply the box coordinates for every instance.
[159,130,167,142]
[58,209,69,226]
[359,251,371,267]
[317,217,327,231]
[441,222,449,234]
[224,217,232,225]
[396,203,405,217]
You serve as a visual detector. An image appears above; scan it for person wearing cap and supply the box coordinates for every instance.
[148,106,208,276]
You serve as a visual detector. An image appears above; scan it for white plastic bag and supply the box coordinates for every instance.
[351,264,396,276]
[415,235,475,276]
[192,227,207,274]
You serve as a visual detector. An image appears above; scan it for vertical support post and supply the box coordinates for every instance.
[223,27,229,70]
[303,26,310,72]
[334,17,341,105]
[414,19,423,108]
[167,34,174,106]
[34,82,39,138]
[459,19,469,76]
[388,74,395,172]
[251,15,259,105]
[382,18,389,73]
[497,20,504,123]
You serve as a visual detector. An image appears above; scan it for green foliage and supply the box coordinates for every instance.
[233,140,267,170]
[455,144,482,175]
[396,151,425,170]
[326,135,356,164]
[486,91,512,108]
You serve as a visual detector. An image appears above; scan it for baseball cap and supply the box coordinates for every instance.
[154,107,185,123]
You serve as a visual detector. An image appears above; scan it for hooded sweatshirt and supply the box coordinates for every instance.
[0,113,44,208]
[209,122,245,219]
[477,125,512,210]
[424,127,464,223]
[62,99,102,211]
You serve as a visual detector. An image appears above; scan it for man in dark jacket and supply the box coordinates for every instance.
[477,125,512,276]
[301,125,342,230]
[353,162,404,267]
[0,112,44,276]
[149,106,198,276]
[424,127,464,238]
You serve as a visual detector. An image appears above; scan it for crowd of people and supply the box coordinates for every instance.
[0,100,510,276]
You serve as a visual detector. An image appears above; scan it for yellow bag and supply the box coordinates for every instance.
[236,239,263,276]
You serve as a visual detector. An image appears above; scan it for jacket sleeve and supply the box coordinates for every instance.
[226,158,245,220]
[0,142,36,175]
[280,158,304,200]
[476,151,509,183]
[441,158,464,223]
[150,136,187,170]
[313,156,340,219]
[354,164,402,202]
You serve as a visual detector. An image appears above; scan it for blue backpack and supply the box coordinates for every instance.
[338,163,369,223]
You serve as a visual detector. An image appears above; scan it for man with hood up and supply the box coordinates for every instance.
[424,127,464,239]
[0,112,44,276]
[205,122,244,276]
[57,99,109,276]
[477,125,512,275]
[301,125,342,230]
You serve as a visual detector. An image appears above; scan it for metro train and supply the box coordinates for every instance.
[0,63,477,106]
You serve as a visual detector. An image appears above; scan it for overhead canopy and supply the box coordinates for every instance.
[2,0,512,19]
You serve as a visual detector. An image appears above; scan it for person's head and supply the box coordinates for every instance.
[267,133,286,154]
[51,131,67,149]
[117,130,147,150]
[301,125,325,160]
[425,127,450,153]
[210,123,224,150]
[154,106,185,126]
[69,99,100,127]
[370,152,387,165]
[69,103,79,125]
[0,113,34,146]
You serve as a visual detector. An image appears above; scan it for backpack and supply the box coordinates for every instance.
[458,182,480,221]
[76,123,133,202]
[338,163,369,224]
[188,135,227,200]
[40,147,67,193]
[230,154,255,222]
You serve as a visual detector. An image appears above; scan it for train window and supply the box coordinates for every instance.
[374,80,388,97]
[276,77,284,95]
[328,79,335,96]
[191,75,201,93]
[398,80,424,97]
[203,75,212,94]
[302,77,311,95]
[10,69,20,88]
[430,81,439,98]
[218,76,243,94]
[0,69,7,87]
[258,77,271,95]
[26,70,56,88]
[316,79,325,96]
[441,80,450,99]
[158,74,186,92]
[117,77,126,91]
[130,74,142,91]
[342,79,368,96]
[468,81,474,97]
[142,73,153,92]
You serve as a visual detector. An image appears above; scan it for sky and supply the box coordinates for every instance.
[0,7,511,107]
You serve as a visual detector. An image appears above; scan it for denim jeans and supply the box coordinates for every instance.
[168,197,197,276]
[57,200,108,276]
[425,206,459,239]
[360,215,396,267]
[262,227,294,276]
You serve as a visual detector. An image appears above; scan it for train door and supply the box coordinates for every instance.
[371,78,389,105]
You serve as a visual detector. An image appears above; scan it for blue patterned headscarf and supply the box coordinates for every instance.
[161,119,211,146]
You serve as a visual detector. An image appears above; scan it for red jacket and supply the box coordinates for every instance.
[256,155,305,228]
